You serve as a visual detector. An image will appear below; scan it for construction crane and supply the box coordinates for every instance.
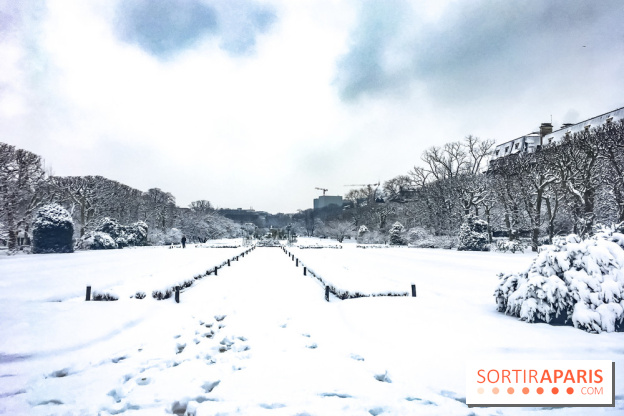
[315,187,328,196]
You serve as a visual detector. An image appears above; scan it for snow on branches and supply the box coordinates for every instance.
[495,231,624,333]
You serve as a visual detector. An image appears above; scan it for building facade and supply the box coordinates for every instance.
[491,106,624,161]
[313,195,343,211]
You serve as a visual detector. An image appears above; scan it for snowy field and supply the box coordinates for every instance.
[0,239,623,415]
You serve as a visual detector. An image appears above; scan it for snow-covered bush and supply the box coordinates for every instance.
[126,221,148,246]
[406,227,431,243]
[164,228,183,245]
[92,290,119,301]
[32,204,74,254]
[96,217,123,241]
[93,218,148,248]
[495,232,624,333]
[495,239,525,253]
[389,222,407,246]
[76,231,117,250]
[409,235,457,249]
[357,225,369,243]
[457,214,489,251]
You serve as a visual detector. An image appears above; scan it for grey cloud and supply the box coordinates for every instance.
[115,0,276,58]
[335,0,624,103]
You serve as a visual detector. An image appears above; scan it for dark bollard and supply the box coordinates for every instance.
[325,286,330,302]
[236,256,239,261]
[296,258,299,267]
[411,284,417,297]
[86,286,91,301]
[215,266,218,276]
[175,288,180,303]
[228,259,231,266]
[303,267,307,276]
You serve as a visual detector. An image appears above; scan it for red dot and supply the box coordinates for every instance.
[537,387,544,394]
[492,387,500,395]
[567,387,574,394]
[507,387,514,394]
[522,387,530,394]
[552,387,559,394]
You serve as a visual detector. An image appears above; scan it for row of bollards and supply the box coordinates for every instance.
[86,245,257,303]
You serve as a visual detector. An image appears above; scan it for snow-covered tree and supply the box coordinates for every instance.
[324,220,353,243]
[32,204,74,254]
[495,231,624,333]
[457,214,488,251]
[0,143,47,250]
[389,221,406,245]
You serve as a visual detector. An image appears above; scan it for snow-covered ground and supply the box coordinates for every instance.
[0,239,622,415]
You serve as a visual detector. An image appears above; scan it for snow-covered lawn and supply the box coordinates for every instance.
[0,239,622,415]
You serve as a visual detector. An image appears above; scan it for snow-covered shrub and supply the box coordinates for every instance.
[495,232,624,333]
[457,214,489,251]
[134,291,146,299]
[96,217,123,241]
[126,221,148,246]
[32,204,74,254]
[357,225,369,243]
[152,287,173,300]
[164,228,183,245]
[389,222,407,246]
[495,239,525,253]
[76,231,118,250]
[410,235,457,249]
[94,218,148,248]
[92,291,119,301]
[407,227,431,243]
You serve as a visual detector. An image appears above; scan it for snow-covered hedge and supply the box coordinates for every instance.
[257,240,282,247]
[296,244,342,249]
[494,232,624,333]
[92,290,119,301]
[32,204,74,254]
[408,235,457,250]
[303,265,408,300]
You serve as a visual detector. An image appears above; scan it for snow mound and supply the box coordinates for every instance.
[494,232,624,333]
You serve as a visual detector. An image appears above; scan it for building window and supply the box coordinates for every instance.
[548,137,554,144]
[524,143,528,151]
[515,143,520,149]
[505,146,509,153]
[495,150,500,156]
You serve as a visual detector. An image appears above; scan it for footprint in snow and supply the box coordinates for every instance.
[306,343,318,349]
[350,354,365,361]
[374,371,392,383]
[47,368,70,378]
[214,315,227,322]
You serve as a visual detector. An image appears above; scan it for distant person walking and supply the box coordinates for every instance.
[181,235,187,249]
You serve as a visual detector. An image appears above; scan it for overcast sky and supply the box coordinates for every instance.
[1,0,623,214]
